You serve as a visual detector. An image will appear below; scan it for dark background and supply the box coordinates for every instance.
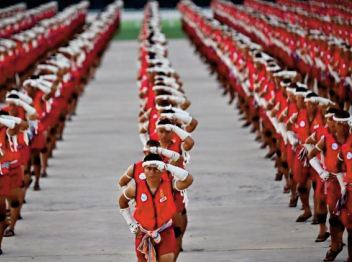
[0,0,246,10]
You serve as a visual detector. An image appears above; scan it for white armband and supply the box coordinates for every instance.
[120,208,134,224]
[309,157,324,175]
[120,208,139,234]
[158,147,180,162]
[174,112,192,125]
[18,100,36,115]
[166,164,189,181]
[139,133,148,146]
[335,172,346,194]
[170,125,190,140]
[0,117,18,128]
[169,95,186,105]
[122,188,132,201]
[287,131,298,146]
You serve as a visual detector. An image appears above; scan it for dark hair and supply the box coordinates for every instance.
[306,92,318,98]
[0,110,9,116]
[288,82,298,89]
[157,118,172,126]
[156,72,166,76]
[146,140,160,147]
[161,109,175,114]
[155,90,171,96]
[143,153,163,162]
[282,78,291,85]
[154,81,165,86]
[326,107,339,115]
[334,110,350,120]
[295,86,308,93]
[7,94,19,99]
[30,74,40,79]
[156,100,172,107]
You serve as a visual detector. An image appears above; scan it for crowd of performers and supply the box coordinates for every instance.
[118,2,197,262]
[179,0,352,261]
[0,0,121,255]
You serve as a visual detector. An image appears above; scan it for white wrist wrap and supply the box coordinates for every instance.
[0,118,16,129]
[120,208,136,226]
[171,125,190,140]
[166,164,189,181]
[309,157,324,176]
[174,112,192,125]
[18,100,36,115]
[159,148,180,162]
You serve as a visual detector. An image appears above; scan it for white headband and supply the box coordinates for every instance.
[273,71,297,78]
[333,115,351,123]
[142,160,164,171]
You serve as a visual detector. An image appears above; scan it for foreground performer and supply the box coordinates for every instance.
[119,154,193,262]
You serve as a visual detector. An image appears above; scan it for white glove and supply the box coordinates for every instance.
[174,112,192,125]
[320,170,330,181]
[166,164,189,181]
[128,223,140,234]
[287,131,298,147]
[139,133,148,146]
[17,100,36,115]
[5,98,20,106]
[157,124,172,131]
[150,147,180,162]
[147,146,159,154]
[167,124,190,140]
[309,157,330,181]
[336,173,346,197]
[160,113,175,120]
[1,115,22,124]
[157,95,186,105]
[120,208,139,234]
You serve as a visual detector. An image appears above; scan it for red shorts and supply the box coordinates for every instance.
[31,131,46,150]
[9,166,23,190]
[279,138,286,161]
[19,146,31,166]
[326,176,341,214]
[292,147,310,184]
[312,171,326,203]
[174,191,186,213]
[135,227,176,261]
[341,186,352,229]
[286,144,294,170]
[0,175,11,197]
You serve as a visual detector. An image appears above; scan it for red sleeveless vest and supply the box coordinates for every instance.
[293,108,309,143]
[134,172,177,231]
[324,133,341,174]
[133,161,145,183]
[342,135,352,183]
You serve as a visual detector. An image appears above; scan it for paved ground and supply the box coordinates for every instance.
[0,40,347,261]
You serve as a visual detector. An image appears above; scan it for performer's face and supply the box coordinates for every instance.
[157,127,172,143]
[335,122,349,139]
[144,165,161,180]
[306,101,316,115]
[327,117,335,132]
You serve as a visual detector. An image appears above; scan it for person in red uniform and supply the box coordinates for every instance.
[119,153,193,262]
[340,124,352,262]
[309,110,351,261]
[118,140,181,190]
[0,115,17,254]
[286,86,313,222]
[23,78,52,191]
[3,91,36,231]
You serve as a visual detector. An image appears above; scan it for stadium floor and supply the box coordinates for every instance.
[0,40,347,262]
